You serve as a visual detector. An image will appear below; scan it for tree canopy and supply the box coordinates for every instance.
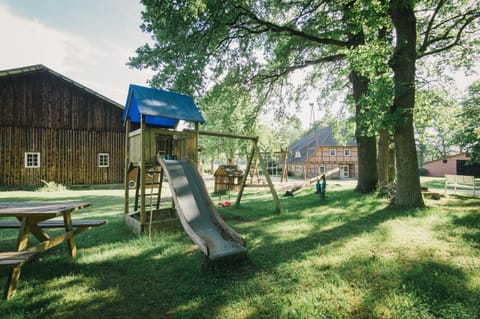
[130,0,480,208]
[454,80,480,162]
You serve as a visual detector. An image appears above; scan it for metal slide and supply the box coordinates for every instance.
[157,158,247,261]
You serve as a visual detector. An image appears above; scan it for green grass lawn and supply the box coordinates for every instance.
[0,180,479,319]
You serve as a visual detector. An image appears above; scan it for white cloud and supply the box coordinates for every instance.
[0,4,153,104]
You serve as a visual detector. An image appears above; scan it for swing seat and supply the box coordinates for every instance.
[218,201,231,207]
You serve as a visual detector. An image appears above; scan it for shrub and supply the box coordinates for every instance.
[38,180,68,192]
[419,167,429,176]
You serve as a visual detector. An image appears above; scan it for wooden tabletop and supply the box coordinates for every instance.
[0,202,90,218]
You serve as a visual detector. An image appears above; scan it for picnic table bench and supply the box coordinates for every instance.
[0,202,106,299]
[0,251,38,269]
[0,219,107,229]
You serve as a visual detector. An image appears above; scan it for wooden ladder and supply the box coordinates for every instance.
[133,165,163,211]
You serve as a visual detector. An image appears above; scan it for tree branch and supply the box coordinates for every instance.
[230,2,350,47]
[250,54,346,84]
[419,0,447,53]
[418,10,480,58]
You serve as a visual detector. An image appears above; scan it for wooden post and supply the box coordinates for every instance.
[254,140,282,214]
[194,122,199,166]
[63,213,77,257]
[280,148,288,183]
[124,119,131,215]
[157,169,164,210]
[140,115,146,224]
[235,142,256,207]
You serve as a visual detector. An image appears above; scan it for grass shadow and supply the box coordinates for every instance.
[1,184,478,318]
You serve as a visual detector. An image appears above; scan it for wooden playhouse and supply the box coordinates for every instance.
[122,84,205,235]
[214,165,244,193]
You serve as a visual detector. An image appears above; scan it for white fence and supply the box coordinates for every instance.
[445,174,477,196]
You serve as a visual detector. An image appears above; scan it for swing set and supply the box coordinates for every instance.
[195,130,281,213]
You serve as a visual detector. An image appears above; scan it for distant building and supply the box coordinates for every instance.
[287,126,358,179]
[0,64,125,187]
[421,153,480,177]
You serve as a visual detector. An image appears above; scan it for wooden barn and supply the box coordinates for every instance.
[0,64,125,187]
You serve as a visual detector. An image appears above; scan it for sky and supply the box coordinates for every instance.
[0,0,154,105]
[0,1,478,126]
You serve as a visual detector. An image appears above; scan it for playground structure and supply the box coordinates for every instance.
[122,85,280,261]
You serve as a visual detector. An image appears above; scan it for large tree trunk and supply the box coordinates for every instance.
[389,0,424,208]
[377,128,390,186]
[350,70,378,193]
[388,145,396,182]
[344,16,378,193]
[376,22,391,187]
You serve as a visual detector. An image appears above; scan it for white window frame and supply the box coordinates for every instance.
[330,149,337,156]
[341,165,349,178]
[344,149,351,156]
[319,165,326,174]
[25,152,41,168]
[97,153,110,168]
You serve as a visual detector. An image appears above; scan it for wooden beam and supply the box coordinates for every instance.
[194,122,199,164]
[140,115,146,224]
[124,119,131,215]
[235,141,256,207]
[254,140,282,214]
[185,129,258,141]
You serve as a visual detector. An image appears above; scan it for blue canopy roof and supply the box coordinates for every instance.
[122,84,205,128]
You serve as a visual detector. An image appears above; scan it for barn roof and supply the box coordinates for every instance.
[421,152,468,165]
[288,126,356,164]
[122,84,205,129]
[0,64,123,109]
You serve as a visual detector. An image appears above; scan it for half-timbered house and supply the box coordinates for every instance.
[287,126,358,179]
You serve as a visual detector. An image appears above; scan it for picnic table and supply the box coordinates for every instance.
[0,202,106,299]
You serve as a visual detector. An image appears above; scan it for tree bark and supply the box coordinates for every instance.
[389,0,424,208]
[344,11,378,194]
[377,128,390,186]
[388,145,396,182]
[350,70,378,193]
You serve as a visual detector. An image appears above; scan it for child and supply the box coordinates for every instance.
[315,179,321,194]
[320,174,326,198]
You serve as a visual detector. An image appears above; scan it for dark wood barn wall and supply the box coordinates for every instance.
[0,69,125,187]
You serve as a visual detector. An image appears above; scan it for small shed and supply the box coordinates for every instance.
[421,152,480,177]
[214,165,244,193]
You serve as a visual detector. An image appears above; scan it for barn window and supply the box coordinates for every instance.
[344,149,351,156]
[443,159,448,164]
[319,165,326,173]
[330,149,337,156]
[98,153,110,167]
[25,152,40,168]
